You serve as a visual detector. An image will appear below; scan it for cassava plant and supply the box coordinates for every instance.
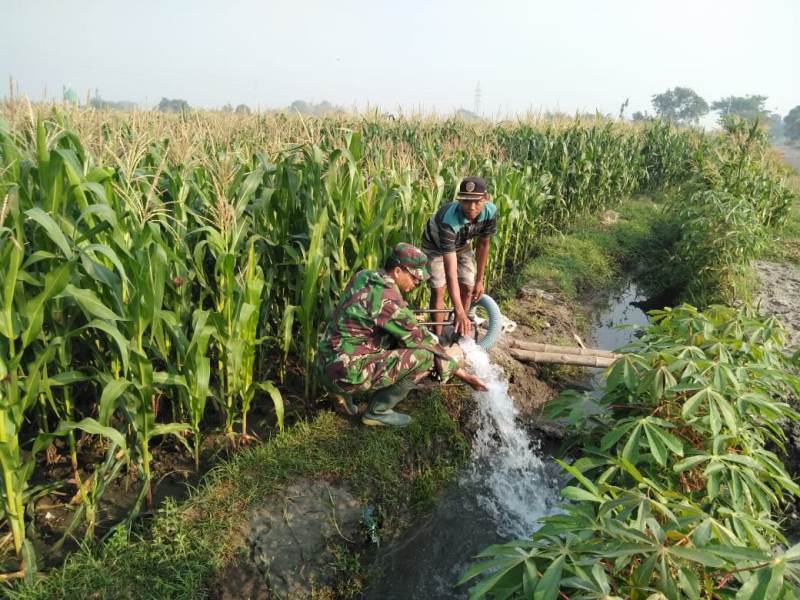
[464,305,800,599]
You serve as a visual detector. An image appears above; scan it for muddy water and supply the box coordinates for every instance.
[365,283,649,599]
[588,283,651,389]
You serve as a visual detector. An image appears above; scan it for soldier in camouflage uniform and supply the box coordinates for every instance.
[318,242,487,427]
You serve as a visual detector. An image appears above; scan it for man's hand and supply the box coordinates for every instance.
[455,368,488,392]
[453,308,472,337]
[472,280,485,303]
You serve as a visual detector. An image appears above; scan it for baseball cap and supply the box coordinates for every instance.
[456,176,488,201]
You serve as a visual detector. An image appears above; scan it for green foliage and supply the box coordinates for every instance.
[673,190,768,304]
[465,305,800,599]
[785,106,800,142]
[649,117,797,305]
[651,87,710,125]
[711,95,769,122]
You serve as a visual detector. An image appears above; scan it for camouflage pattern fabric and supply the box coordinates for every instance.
[389,242,431,281]
[318,269,458,394]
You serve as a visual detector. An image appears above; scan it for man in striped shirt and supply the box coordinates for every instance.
[422,176,497,337]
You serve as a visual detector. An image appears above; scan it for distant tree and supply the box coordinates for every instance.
[288,99,343,116]
[290,99,311,114]
[221,103,233,113]
[651,87,709,125]
[90,96,137,111]
[765,112,784,140]
[158,97,190,113]
[785,106,800,142]
[235,104,251,115]
[631,110,652,122]
[710,95,768,121]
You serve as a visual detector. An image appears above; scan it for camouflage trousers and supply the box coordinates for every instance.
[322,348,435,395]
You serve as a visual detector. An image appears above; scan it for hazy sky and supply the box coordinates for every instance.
[1,0,798,118]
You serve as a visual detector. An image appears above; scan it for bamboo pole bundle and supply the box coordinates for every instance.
[507,338,618,359]
[509,348,618,368]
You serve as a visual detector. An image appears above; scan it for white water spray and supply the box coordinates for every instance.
[460,338,561,538]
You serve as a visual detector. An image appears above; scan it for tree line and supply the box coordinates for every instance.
[630,86,800,141]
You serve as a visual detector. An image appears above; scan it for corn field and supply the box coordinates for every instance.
[0,101,789,570]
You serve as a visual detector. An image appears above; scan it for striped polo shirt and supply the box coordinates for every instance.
[422,201,498,256]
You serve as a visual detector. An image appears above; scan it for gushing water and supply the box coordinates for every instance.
[460,338,561,538]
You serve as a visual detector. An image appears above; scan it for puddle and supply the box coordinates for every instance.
[588,282,650,389]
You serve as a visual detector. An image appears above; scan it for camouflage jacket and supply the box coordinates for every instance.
[318,269,458,385]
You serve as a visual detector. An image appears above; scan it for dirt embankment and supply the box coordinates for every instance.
[755,260,800,537]
[755,261,800,348]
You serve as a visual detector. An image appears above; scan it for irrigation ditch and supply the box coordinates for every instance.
[217,230,800,599]
[210,249,659,599]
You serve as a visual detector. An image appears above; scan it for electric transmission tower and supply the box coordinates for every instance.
[474,82,482,116]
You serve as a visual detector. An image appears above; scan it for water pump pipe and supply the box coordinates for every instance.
[413,294,503,350]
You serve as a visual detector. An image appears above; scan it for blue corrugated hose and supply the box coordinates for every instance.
[474,294,502,350]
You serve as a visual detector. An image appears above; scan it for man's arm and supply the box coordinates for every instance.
[473,236,491,302]
[443,252,471,336]
[378,301,487,390]
[378,300,461,381]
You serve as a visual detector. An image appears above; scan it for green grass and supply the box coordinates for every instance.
[517,197,668,302]
[6,394,468,600]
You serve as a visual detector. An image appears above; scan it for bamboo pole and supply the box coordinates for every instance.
[509,348,617,368]
[507,338,618,359]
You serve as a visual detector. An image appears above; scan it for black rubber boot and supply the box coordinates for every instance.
[361,379,417,427]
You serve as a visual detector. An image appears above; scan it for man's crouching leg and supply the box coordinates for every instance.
[361,348,435,428]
